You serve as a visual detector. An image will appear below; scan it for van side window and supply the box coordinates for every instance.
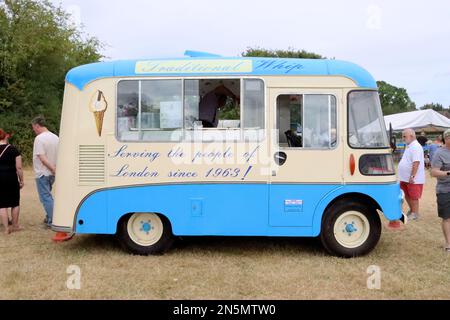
[141,80,183,141]
[118,78,265,142]
[243,79,265,141]
[117,80,140,141]
[184,79,241,141]
[184,78,265,142]
[117,80,183,142]
[303,95,337,148]
[277,94,337,149]
[277,95,303,147]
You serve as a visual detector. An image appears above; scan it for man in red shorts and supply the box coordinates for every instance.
[398,129,425,220]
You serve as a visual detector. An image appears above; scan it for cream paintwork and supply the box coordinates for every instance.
[52,83,79,228]
[52,75,396,230]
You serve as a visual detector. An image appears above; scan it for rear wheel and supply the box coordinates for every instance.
[117,213,174,255]
[320,201,381,258]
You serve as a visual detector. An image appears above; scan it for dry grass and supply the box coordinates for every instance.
[0,169,449,300]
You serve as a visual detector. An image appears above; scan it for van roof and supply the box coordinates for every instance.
[66,57,377,90]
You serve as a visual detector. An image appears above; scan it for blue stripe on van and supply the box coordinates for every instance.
[74,183,402,236]
[65,57,377,90]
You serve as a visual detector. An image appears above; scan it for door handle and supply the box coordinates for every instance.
[274,152,287,166]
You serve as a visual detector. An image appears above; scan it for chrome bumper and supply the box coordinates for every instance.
[51,225,74,233]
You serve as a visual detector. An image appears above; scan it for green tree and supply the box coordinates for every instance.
[420,103,445,111]
[242,47,324,59]
[376,81,416,115]
[0,0,103,162]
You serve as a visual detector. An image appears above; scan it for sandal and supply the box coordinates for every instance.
[445,247,450,253]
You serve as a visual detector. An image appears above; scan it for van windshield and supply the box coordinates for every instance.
[348,91,389,148]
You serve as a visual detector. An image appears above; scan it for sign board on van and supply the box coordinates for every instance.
[135,60,253,74]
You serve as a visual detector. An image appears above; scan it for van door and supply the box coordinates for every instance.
[268,88,343,227]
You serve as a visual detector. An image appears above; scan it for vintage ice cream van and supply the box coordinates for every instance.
[52,51,404,257]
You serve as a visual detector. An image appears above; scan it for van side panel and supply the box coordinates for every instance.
[76,184,269,236]
[269,184,340,227]
[74,182,402,237]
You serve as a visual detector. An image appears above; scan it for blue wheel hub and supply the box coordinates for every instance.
[345,223,357,234]
[140,221,152,234]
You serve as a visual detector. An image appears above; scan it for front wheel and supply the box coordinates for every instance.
[320,201,381,258]
[117,212,174,255]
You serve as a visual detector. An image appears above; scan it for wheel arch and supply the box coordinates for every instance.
[312,190,382,237]
[74,186,180,235]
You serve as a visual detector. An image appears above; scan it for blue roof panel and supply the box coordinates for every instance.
[65,57,377,90]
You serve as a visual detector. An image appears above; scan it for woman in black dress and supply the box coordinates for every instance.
[0,129,24,234]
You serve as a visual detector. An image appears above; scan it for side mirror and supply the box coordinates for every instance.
[389,123,397,152]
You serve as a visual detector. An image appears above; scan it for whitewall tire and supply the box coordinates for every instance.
[118,212,174,255]
[320,201,381,257]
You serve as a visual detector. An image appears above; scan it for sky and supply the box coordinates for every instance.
[52,0,450,108]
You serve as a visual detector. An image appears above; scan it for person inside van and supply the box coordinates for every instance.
[285,129,302,147]
[199,85,238,128]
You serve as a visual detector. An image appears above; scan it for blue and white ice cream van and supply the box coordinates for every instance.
[52,52,404,257]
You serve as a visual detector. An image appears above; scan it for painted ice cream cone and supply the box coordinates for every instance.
[93,110,105,137]
[89,90,108,137]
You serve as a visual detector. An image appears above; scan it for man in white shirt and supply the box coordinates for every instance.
[31,116,59,228]
[398,128,425,220]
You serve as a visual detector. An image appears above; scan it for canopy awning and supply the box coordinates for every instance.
[384,109,450,132]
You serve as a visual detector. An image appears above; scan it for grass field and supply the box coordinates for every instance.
[0,169,449,300]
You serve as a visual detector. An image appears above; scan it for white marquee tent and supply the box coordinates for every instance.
[384,109,450,132]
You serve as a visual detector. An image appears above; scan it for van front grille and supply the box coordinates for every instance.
[78,145,105,185]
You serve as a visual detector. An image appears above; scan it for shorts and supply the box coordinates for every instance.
[400,181,423,200]
[436,193,450,220]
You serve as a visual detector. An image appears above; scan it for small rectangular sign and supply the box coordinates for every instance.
[284,199,303,213]
[135,59,253,74]
[285,200,303,206]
